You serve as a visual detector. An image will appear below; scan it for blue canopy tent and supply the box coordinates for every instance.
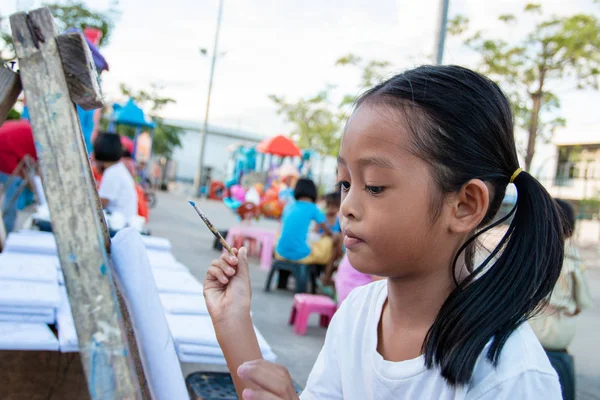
[110,98,156,160]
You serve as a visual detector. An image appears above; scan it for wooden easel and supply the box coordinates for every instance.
[0,7,150,399]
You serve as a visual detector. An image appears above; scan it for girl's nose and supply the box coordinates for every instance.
[340,189,360,221]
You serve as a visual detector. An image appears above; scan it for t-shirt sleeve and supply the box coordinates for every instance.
[467,370,562,400]
[300,302,344,400]
[98,168,119,201]
[312,204,326,225]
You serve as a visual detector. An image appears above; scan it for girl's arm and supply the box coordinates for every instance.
[214,315,263,396]
[205,248,298,399]
[205,248,262,397]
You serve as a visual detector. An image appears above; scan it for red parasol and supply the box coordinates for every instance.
[257,135,301,157]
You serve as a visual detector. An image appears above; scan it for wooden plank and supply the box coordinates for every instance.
[0,350,89,400]
[9,8,142,399]
[0,67,21,124]
[56,32,103,110]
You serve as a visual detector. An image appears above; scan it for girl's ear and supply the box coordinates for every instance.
[448,179,490,234]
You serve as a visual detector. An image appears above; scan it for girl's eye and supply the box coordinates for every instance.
[366,185,384,195]
[338,181,350,192]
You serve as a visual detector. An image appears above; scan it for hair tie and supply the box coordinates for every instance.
[510,168,523,184]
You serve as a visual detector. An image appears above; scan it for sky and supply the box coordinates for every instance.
[3,0,600,143]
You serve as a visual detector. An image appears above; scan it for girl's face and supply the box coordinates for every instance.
[338,104,455,278]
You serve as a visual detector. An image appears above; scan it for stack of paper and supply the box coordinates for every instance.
[0,253,60,324]
[0,321,59,351]
[166,314,276,365]
[56,287,78,352]
[151,269,203,295]
[159,293,208,315]
[3,231,57,255]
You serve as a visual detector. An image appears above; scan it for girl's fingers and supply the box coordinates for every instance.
[237,360,295,397]
[207,265,229,285]
[221,248,239,267]
[242,388,281,400]
[211,258,237,277]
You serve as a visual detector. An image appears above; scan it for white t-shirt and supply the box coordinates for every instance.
[301,280,561,400]
[98,162,138,223]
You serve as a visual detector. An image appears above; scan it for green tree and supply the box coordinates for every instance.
[269,88,341,157]
[117,83,183,158]
[1,2,117,63]
[449,3,600,170]
[269,54,392,158]
[335,53,392,112]
[46,1,118,47]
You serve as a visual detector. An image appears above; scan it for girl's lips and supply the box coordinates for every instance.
[343,234,364,249]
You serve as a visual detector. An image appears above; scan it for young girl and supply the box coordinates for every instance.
[204,65,564,399]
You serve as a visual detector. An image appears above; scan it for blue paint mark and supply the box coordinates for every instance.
[34,141,43,153]
[88,337,117,399]
[44,93,62,105]
[68,253,77,262]
[99,264,106,275]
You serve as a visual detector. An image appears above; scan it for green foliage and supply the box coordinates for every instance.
[0,15,15,62]
[46,1,118,47]
[450,3,600,169]
[335,54,391,91]
[269,89,341,156]
[1,2,117,63]
[6,108,20,120]
[270,53,392,158]
[118,83,183,158]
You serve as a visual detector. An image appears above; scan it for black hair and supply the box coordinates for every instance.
[324,191,341,207]
[294,178,318,202]
[93,132,122,162]
[357,65,564,385]
[555,199,575,238]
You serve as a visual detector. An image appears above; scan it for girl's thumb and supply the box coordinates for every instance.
[237,247,249,275]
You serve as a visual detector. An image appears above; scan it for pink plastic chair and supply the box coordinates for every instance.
[289,294,337,336]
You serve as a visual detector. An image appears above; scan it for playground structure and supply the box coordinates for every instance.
[220,134,314,220]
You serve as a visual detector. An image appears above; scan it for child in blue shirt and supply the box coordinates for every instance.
[276,178,333,264]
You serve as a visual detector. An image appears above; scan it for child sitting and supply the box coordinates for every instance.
[316,192,344,288]
[276,178,333,265]
[93,132,138,224]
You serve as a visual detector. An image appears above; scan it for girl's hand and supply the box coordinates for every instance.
[238,360,299,400]
[204,247,251,325]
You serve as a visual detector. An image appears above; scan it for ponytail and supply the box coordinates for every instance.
[423,171,563,384]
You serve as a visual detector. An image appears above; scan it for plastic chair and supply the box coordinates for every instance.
[289,294,337,336]
[264,260,321,294]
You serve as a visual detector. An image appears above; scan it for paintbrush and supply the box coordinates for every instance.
[188,200,234,254]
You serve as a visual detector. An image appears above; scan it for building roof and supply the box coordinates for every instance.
[554,125,600,146]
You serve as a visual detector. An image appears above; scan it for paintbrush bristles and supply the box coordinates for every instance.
[188,200,233,254]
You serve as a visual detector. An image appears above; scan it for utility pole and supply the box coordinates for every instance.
[434,0,450,65]
[193,0,224,197]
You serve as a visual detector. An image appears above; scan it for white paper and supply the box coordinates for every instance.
[0,279,60,308]
[0,321,59,351]
[151,269,203,295]
[141,236,172,251]
[159,293,208,315]
[3,231,57,255]
[0,253,59,283]
[56,287,78,352]
[111,228,187,400]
